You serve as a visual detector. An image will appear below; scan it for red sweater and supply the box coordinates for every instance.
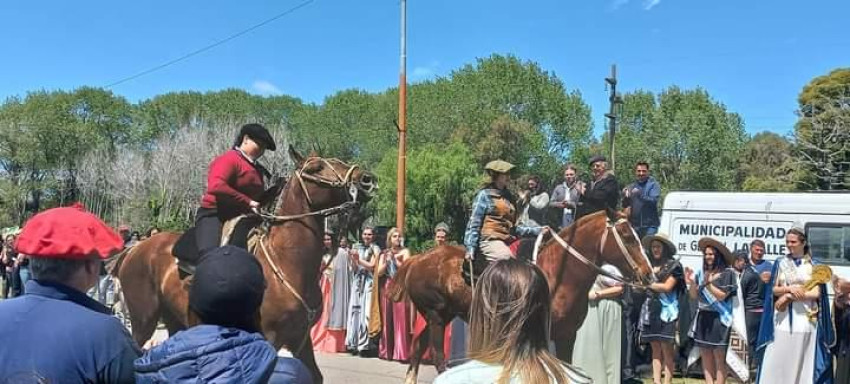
[200,149,265,217]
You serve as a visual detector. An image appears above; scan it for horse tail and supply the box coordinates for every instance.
[388,259,411,302]
[106,246,135,277]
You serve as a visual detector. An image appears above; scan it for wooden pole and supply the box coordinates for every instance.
[605,64,618,170]
[396,0,407,243]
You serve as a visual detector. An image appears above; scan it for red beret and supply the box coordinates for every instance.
[15,205,124,260]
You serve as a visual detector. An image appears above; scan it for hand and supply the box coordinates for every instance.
[684,267,695,286]
[775,294,792,312]
[541,226,551,235]
[631,187,641,196]
[588,291,598,301]
[465,252,474,261]
[622,188,630,198]
[578,184,586,195]
[788,285,806,300]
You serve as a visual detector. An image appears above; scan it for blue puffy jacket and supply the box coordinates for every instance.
[134,324,312,384]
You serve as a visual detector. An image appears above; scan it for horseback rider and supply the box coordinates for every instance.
[463,160,549,263]
[195,123,284,257]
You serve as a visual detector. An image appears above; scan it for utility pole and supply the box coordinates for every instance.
[396,0,407,243]
[605,64,621,170]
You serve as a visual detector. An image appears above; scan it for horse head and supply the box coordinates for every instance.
[283,145,376,213]
[600,217,655,286]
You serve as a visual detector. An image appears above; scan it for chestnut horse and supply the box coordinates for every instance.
[389,211,655,384]
[110,147,376,384]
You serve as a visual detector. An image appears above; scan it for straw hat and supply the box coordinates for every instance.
[698,237,735,266]
[642,233,677,258]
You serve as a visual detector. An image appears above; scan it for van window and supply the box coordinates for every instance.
[807,224,850,265]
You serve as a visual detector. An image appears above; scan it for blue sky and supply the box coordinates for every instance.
[1,0,847,137]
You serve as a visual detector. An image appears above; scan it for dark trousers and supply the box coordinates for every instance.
[195,207,225,258]
[745,310,763,366]
[622,288,646,380]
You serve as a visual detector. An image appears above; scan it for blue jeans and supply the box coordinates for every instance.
[18,267,31,294]
[636,226,658,240]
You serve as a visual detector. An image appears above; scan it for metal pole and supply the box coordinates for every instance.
[396,0,407,243]
[605,64,618,170]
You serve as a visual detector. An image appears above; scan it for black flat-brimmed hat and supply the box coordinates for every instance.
[235,123,276,151]
[588,155,607,165]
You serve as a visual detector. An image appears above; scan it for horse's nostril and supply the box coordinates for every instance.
[361,175,372,184]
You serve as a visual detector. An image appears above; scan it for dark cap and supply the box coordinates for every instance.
[189,246,266,330]
[235,123,277,151]
[588,155,607,165]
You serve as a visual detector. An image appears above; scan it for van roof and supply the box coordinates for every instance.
[662,191,850,215]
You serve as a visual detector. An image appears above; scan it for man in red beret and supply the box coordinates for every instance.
[0,205,140,383]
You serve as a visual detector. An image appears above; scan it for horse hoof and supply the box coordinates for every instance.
[403,371,418,384]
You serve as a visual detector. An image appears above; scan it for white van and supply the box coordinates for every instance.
[658,191,850,283]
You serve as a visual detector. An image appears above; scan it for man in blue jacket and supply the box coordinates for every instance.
[134,245,312,384]
[622,161,661,239]
[0,204,140,383]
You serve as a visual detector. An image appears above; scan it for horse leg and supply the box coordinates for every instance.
[429,318,449,373]
[404,320,431,384]
[553,328,577,363]
[119,266,161,346]
[293,340,324,384]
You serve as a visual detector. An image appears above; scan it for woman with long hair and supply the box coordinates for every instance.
[311,232,349,353]
[639,234,685,384]
[685,238,738,384]
[434,259,591,384]
[755,228,834,384]
[376,228,412,361]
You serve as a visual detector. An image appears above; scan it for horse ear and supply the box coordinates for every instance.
[288,145,305,166]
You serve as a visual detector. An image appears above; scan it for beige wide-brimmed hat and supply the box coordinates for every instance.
[698,237,735,266]
[642,233,677,258]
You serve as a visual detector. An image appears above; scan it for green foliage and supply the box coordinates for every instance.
[792,68,850,190]
[738,132,797,191]
[602,86,746,192]
[374,142,479,251]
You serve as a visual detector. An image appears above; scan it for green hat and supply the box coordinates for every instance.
[484,160,515,174]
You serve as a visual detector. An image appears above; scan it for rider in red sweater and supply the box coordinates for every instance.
[196,124,281,256]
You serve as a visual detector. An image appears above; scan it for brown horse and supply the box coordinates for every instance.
[389,211,655,384]
[111,147,375,384]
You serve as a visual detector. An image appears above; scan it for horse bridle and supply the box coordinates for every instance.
[532,219,655,288]
[259,157,365,223]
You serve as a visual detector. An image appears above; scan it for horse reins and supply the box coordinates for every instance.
[253,157,364,355]
[531,219,654,289]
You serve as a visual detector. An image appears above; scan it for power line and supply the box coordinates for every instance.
[104,0,315,88]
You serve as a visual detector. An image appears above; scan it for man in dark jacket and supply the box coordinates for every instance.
[0,205,140,383]
[621,161,661,239]
[575,155,620,220]
[134,246,312,384]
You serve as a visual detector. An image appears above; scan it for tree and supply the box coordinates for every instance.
[792,68,850,190]
[603,87,746,192]
[374,142,480,251]
[738,132,797,191]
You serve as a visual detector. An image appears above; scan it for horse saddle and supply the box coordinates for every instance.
[172,215,262,278]
[462,238,538,286]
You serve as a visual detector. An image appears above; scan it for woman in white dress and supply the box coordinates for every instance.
[755,228,835,384]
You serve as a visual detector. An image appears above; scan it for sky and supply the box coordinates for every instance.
[1,0,848,137]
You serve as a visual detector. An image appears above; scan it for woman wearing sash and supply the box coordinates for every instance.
[684,237,737,384]
[755,228,834,384]
[639,234,684,384]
